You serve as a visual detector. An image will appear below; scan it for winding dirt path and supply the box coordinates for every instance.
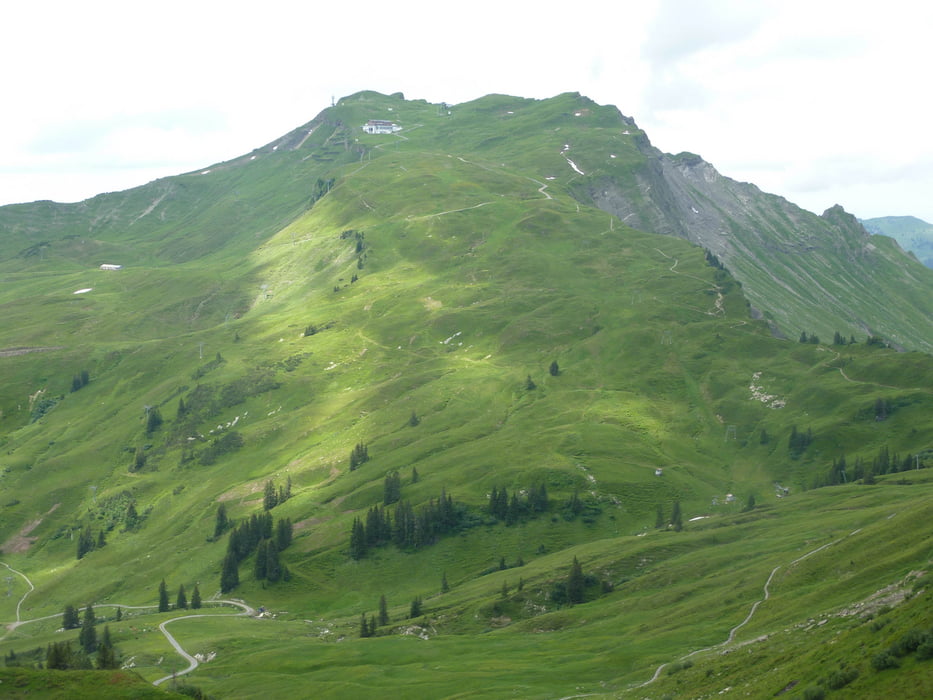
[633,528,861,690]
[0,560,255,686]
[0,561,35,639]
[152,599,256,686]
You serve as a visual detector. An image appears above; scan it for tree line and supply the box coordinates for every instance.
[220,509,294,593]
[816,446,927,488]
[487,484,549,525]
[349,488,468,559]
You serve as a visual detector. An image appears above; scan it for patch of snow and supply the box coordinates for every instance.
[610,154,616,159]
[201,170,211,175]
[691,206,699,214]
[565,158,585,175]
[73,288,92,294]
[250,155,257,161]
[689,515,710,522]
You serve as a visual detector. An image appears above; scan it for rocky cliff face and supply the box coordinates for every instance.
[570,129,931,351]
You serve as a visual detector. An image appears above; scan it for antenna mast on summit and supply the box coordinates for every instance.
[331,96,335,107]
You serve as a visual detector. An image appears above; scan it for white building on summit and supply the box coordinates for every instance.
[362,119,402,134]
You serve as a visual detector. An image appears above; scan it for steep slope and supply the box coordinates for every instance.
[566,126,933,352]
[862,215,933,269]
[0,91,931,699]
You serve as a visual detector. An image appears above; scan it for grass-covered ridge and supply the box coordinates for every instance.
[0,91,931,698]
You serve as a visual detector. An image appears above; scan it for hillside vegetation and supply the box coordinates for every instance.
[0,91,931,699]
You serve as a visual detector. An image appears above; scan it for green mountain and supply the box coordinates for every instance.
[862,215,933,269]
[1,91,932,699]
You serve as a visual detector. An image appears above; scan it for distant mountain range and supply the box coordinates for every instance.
[861,215,933,269]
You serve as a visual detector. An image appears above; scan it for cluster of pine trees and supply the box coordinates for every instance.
[349,489,465,559]
[655,501,684,531]
[220,511,294,592]
[49,603,118,669]
[819,446,926,487]
[349,441,370,470]
[487,484,549,525]
[263,476,292,510]
[788,425,813,458]
[70,369,90,393]
[75,525,106,559]
[158,578,202,611]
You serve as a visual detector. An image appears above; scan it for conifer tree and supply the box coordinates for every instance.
[220,551,240,593]
[359,613,370,638]
[378,594,389,626]
[46,641,72,670]
[96,625,118,669]
[254,540,269,580]
[549,360,560,376]
[132,446,146,472]
[263,480,277,511]
[158,579,169,612]
[125,501,139,531]
[76,525,95,559]
[265,541,282,583]
[567,557,585,605]
[349,517,367,559]
[191,584,202,609]
[441,572,450,593]
[214,503,229,539]
[63,604,80,630]
[79,603,97,653]
[671,501,683,532]
[409,596,423,618]
[276,517,293,551]
[384,470,401,505]
[176,584,188,610]
[655,504,665,529]
[146,406,163,435]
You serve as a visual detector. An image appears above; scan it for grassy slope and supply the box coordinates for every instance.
[1,91,931,698]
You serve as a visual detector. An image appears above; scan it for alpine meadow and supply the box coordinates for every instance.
[1,91,932,699]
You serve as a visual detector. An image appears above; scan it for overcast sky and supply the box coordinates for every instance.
[2,0,931,222]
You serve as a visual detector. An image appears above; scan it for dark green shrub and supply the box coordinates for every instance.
[826,665,858,690]
[802,685,825,700]
[802,686,825,700]
[871,650,900,671]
